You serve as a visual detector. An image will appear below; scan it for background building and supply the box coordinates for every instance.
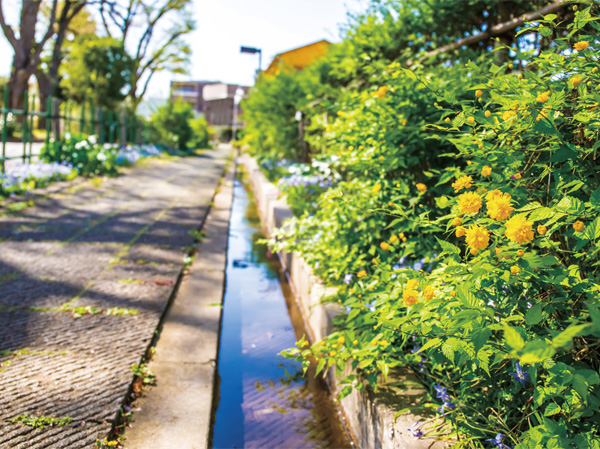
[169,80,218,114]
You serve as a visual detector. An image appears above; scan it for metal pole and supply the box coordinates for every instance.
[45,96,51,151]
[80,102,85,136]
[1,88,8,175]
[99,109,104,144]
[28,93,35,163]
[22,90,28,163]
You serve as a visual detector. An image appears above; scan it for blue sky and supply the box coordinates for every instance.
[0,0,368,99]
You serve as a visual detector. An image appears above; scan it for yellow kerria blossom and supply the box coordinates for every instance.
[470,248,479,256]
[502,110,517,121]
[379,156,384,161]
[456,226,466,238]
[487,192,513,221]
[373,184,381,193]
[330,350,337,357]
[593,67,599,74]
[457,191,483,214]
[373,86,389,98]
[475,89,483,98]
[486,189,503,201]
[536,91,550,103]
[481,166,492,177]
[536,108,549,122]
[451,217,462,226]
[424,286,435,301]
[505,215,534,244]
[537,225,547,235]
[406,279,418,289]
[402,289,419,305]
[465,225,490,250]
[485,110,491,117]
[467,117,475,124]
[389,235,398,243]
[573,221,585,232]
[515,173,522,180]
[416,183,427,192]
[357,270,367,278]
[517,249,524,257]
[380,242,390,250]
[510,265,520,275]
[452,175,473,192]
[574,41,589,51]
[445,117,451,123]
[571,76,582,87]
[337,336,345,345]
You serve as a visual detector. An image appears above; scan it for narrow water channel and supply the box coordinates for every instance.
[210,176,351,449]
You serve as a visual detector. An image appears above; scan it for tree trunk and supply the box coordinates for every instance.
[36,70,52,129]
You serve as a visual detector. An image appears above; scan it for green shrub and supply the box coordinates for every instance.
[249,3,600,448]
[189,116,212,149]
[41,134,119,176]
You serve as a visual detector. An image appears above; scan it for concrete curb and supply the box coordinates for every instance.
[241,154,449,449]
[123,156,236,449]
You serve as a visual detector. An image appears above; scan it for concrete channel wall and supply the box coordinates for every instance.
[241,154,449,449]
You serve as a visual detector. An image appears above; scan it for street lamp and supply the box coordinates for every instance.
[240,46,262,73]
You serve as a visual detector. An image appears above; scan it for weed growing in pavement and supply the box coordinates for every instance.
[11,414,72,429]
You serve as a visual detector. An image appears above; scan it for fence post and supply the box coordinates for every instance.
[80,102,85,136]
[1,88,8,176]
[45,96,52,151]
[52,98,61,144]
[90,105,95,136]
[137,119,142,145]
[28,93,35,163]
[120,112,126,147]
[22,90,28,163]
[98,109,104,145]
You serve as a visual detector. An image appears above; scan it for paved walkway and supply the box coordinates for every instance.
[0,145,232,448]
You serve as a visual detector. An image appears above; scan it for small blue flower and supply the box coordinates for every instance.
[364,301,376,313]
[486,433,512,449]
[344,273,353,284]
[488,298,495,307]
[407,421,423,438]
[509,362,529,388]
[413,261,424,271]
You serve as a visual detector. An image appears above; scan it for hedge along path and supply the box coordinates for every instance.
[0,145,233,449]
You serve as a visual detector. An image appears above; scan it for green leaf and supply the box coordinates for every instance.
[552,323,591,348]
[441,342,455,363]
[519,340,556,364]
[504,326,525,351]
[529,207,554,222]
[436,237,460,255]
[419,337,442,353]
[544,402,561,416]
[517,202,542,212]
[526,304,544,326]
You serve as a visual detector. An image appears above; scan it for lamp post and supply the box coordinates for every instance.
[240,46,262,74]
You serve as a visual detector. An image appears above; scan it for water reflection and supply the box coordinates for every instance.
[211,177,350,449]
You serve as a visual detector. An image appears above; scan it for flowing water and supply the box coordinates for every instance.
[210,177,351,449]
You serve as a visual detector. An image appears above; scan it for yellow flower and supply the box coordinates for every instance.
[536,108,549,122]
[502,110,517,121]
[465,225,490,251]
[424,286,435,301]
[537,225,547,235]
[510,265,520,275]
[416,183,427,192]
[357,270,367,278]
[406,279,418,289]
[402,119,407,126]
[487,192,513,221]
[505,215,534,244]
[481,166,492,177]
[517,249,524,257]
[445,117,451,123]
[495,247,502,256]
[593,67,599,74]
[379,156,384,161]
[373,184,381,193]
[515,173,522,180]
[330,350,337,357]
[467,117,475,124]
[450,291,457,297]
[389,235,398,243]
[451,217,462,226]
[380,242,390,250]
[470,248,479,256]
[573,220,585,232]
[536,91,550,103]
[456,226,466,238]
[452,175,473,192]
[402,289,419,305]
[485,110,492,118]
[571,76,582,87]
[337,336,345,345]
[475,89,483,98]
[353,340,358,346]
[349,145,354,150]
[574,41,589,51]
[457,191,483,215]
[373,86,389,98]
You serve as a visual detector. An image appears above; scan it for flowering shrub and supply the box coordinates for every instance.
[0,161,75,196]
[249,4,600,448]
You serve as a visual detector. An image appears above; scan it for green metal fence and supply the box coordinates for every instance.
[0,88,148,175]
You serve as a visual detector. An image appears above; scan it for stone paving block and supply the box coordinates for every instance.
[0,146,232,448]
